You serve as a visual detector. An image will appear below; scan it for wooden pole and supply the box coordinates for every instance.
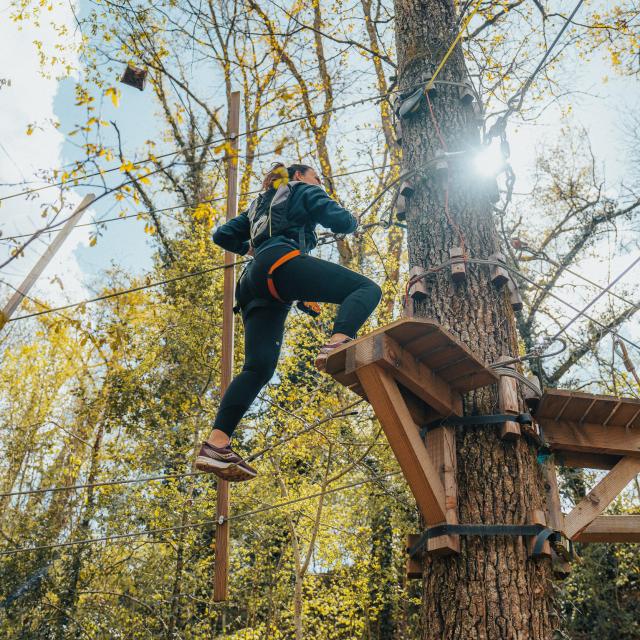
[213,90,241,603]
[0,194,96,329]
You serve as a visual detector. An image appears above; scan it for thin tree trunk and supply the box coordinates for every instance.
[57,419,105,640]
[393,1,554,637]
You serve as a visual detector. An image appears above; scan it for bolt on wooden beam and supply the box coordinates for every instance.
[489,253,509,288]
[507,278,523,311]
[408,266,427,300]
[497,356,521,440]
[449,246,466,283]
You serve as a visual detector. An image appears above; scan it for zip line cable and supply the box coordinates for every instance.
[1,163,397,244]
[487,0,586,139]
[407,256,640,354]
[6,259,250,323]
[0,91,394,205]
[424,0,483,94]
[0,471,401,557]
[0,400,363,499]
[545,254,640,348]
[6,216,400,323]
[5,166,405,323]
[520,247,640,313]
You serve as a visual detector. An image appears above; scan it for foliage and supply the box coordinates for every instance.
[2,0,640,638]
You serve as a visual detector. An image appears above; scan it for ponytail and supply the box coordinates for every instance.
[262,162,313,191]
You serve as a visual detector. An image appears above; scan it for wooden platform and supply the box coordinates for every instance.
[326,318,498,418]
[533,389,640,463]
[531,388,640,542]
[326,318,498,545]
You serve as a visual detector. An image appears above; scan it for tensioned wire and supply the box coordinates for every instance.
[0,0,586,209]
[0,163,396,243]
[0,399,363,499]
[0,471,401,556]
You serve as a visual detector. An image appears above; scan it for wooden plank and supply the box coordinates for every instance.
[564,456,640,539]
[555,451,621,470]
[400,328,448,358]
[603,400,623,426]
[347,333,464,417]
[425,425,459,555]
[528,509,551,557]
[213,90,241,603]
[406,534,423,579]
[539,420,640,458]
[559,396,596,422]
[436,357,482,384]
[541,459,564,533]
[326,317,427,376]
[573,515,640,543]
[355,364,447,524]
[536,389,640,428]
[421,343,462,370]
[498,356,521,440]
[451,369,499,394]
[400,387,442,426]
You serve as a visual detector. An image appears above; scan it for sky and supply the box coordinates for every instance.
[0,1,638,360]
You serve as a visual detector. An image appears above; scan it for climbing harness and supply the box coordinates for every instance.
[264,248,322,317]
[407,523,573,560]
[266,249,302,302]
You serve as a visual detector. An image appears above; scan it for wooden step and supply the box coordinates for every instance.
[533,389,640,462]
[325,318,499,418]
[325,318,497,534]
[534,388,640,428]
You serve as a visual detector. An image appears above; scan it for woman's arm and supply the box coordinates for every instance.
[212,211,251,255]
[302,185,358,234]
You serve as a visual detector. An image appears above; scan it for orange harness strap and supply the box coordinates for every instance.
[266,249,301,302]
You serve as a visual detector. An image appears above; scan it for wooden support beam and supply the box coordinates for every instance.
[555,451,621,470]
[346,333,463,418]
[497,356,521,440]
[213,90,241,603]
[540,420,640,459]
[449,247,466,283]
[355,364,447,524]
[573,515,640,543]
[406,534,423,579]
[528,509,551,557]
[408,266,427,300]
[425,425,459,555]
[489,253,509,288]
[564,456,640,539]
[541,459,564,533]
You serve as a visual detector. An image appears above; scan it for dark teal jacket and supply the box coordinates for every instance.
[212,183,358,255]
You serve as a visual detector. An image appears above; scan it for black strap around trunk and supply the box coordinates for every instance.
[420,412,533,437]
[407,523,562,558]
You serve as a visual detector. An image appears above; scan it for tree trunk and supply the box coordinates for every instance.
[56,419,105,640]
[393,1,555,638]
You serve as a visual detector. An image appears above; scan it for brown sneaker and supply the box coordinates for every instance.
[315,337,352,372]
[194,442,257,482]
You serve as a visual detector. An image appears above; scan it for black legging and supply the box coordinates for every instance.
[213,248,381,437]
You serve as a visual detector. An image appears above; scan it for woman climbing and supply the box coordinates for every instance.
[195,162,382,481]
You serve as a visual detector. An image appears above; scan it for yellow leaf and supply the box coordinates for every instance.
[89,236,97,247]
[105,87,120,107]
[26,125,34,136]
[119,160,135,172]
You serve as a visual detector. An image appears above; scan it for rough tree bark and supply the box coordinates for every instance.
[393,1,555,638]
